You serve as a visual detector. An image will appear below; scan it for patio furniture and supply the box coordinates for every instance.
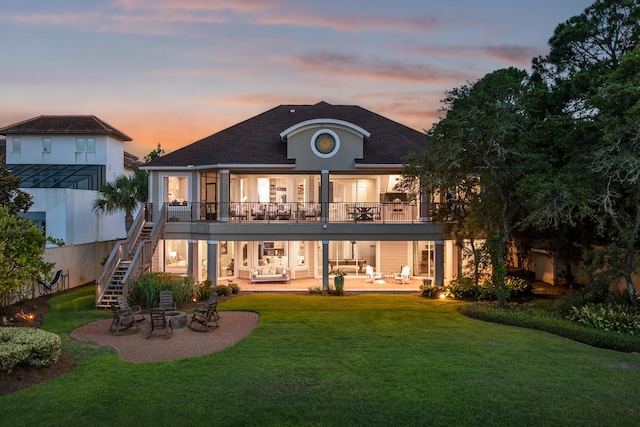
[251,204,266,220]
[109,303,139,334]
[302,203,321,219]
[158,290,176,311]
[147,307,173,338]
[188,292,220,332]
[345,204,357,220]
[394,265,411,284]
[277,203,292,220]
[266,203,278,220]
[250,265,290,283]
[117,295,145,323]
[329,259,366,273]
[364,265,382,283]
[37,269,67,295]
[229,202,248,220]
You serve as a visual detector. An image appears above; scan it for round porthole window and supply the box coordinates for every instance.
[311,129,340,158]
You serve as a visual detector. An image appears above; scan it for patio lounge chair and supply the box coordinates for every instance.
[147,307,173,338]
[364,265,382,283]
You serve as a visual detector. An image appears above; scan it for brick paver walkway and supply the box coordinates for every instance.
[70,311,259,363]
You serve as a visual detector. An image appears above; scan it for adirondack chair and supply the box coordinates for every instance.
[188,292,219,332]
[364,265,382,283]
[117,295,145,322]
[394,265,411,284]
[147,307,173,338]
[158,290,176,311]
[109,303,139,334]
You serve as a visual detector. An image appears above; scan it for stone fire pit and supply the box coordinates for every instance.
[164,311,187,329]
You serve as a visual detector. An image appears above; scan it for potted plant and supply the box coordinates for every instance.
[330,268,347,294]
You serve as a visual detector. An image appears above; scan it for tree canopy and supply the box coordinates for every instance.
[406,0,640,305]
[406,68,533,307]
[0,155,33,214]
[92,169,148,231]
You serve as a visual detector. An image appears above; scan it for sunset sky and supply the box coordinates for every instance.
[1,0,595,159]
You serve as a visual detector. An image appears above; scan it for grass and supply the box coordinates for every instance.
[1,287,639,426]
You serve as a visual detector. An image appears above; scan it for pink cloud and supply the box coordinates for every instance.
[3,2,439,37]
[291,50,473,84]
[416,44,544,67]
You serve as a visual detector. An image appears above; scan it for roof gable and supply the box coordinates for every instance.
[146,102,426,168]
[0,115,132,142]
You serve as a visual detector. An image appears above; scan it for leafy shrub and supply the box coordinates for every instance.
[194,280,214,301]
[327,284,343,296]
[0,327,61,373]
[227,282,240,294]
[444,277,481,300]
[213,285,231,297]
[420,284,442,298]
[567,303,640,335]
[461,303,640,353]
[308,286,323,294]
[130,272,196,308]
[444,276,533,301]
[504,276,534,298]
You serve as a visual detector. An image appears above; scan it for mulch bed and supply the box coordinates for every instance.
[1,293,76,396]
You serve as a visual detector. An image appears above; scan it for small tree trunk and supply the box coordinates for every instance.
[125,210,134,232]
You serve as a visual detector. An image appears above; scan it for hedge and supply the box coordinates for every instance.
[0,327,62,373]
[460,303,640,353]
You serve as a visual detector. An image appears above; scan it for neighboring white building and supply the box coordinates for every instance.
[0,115,139,289]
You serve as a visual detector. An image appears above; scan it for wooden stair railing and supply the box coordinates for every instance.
[96,205,167,308]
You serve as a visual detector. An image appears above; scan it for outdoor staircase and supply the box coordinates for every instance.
[129,224,153,258]
[96,205,166,309]
[98,261,131,308]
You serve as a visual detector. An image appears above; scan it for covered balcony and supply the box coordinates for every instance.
[161,201,441,224]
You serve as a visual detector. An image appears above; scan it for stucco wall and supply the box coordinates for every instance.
[27,188,126,245]
[43,240,117,290]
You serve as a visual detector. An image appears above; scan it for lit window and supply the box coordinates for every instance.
[76,138,85,152]
[42,137,51,153]
[86,138,95,152]
[164,176,189,204]
[12,138,21,153]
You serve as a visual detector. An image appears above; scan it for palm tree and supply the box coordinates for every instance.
[92,169,148,231]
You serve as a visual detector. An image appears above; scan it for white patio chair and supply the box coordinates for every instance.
[364,265,382,283]
[394,266,411,284]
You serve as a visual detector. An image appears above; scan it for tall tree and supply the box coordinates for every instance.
[0,156,33,214]
[583,46,640,305]
[525,0,640,305]
[92,169,148,231]
[144,143,165,163]
[0,205,54,305]
[534,0,640,79]
[406,68,532,307]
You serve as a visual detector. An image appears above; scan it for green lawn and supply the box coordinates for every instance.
[1,287,638,426]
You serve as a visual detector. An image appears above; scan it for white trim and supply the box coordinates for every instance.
[279,118,371,140]
[310,129,340,158]
[141,164,296,171]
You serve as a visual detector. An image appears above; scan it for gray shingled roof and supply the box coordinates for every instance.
[147,102,427,167]
[0,115,132,142]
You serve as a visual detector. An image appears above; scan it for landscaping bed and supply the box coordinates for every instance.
[1,293,75,396]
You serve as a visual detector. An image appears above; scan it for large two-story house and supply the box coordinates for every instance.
[138,102,461,292]
[0,115,138,289]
